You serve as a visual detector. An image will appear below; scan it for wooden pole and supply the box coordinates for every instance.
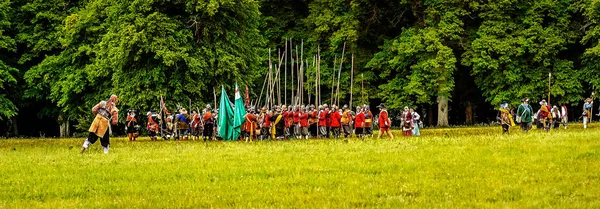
[361,73,364,105]
[331,56,337,105]
[336,42,346,107]
[278,49,281,105]
[548,72,552,123]
[284,40,287,105]
[350,53,354,110]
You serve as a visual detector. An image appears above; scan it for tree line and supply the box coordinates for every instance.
[0,0,599,137]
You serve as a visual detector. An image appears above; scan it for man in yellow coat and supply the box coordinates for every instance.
[81,95,119,154]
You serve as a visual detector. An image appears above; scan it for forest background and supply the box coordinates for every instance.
[0,0,599,137]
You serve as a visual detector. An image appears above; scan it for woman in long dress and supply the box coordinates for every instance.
[410,108,420,136]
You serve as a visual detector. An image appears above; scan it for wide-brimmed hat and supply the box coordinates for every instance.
[376,103,386,109]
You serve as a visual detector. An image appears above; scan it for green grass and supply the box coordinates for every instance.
[1,124,600,208]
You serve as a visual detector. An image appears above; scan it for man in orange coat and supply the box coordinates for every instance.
[377,103,394,139]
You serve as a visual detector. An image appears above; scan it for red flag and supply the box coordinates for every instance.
[245,86,250,107]
[161,96,169,115]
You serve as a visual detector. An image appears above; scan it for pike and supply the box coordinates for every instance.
[336,42,346,107]
[284,39,288,105]
[548,73,552,123]
[350,53,354,110]
[331,55,337,105]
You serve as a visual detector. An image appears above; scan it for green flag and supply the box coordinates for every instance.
[217,87,234,140]
[232,83,247,140]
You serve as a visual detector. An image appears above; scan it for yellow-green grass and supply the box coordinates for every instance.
[1,125,599,208]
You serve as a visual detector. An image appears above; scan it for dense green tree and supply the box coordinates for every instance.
[0,0,18,120]
[463,0,583,107]
[581,0,600,90]
[25,0,265,130]
[368,0,467,126]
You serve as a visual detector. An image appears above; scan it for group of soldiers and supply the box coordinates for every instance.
[498,97,597,134]
[123,102,407,141]
[245,103,378,141]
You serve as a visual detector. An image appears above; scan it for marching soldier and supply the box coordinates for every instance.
[300,106,310,139]
[354,106,365,138]
[309,105,319,138]
[318,105,329,138]
[126,109,139,141]
[377,103,394,139]
[341,105,353,138]
[270,107,285,140]
[259,107,271,140]
[330,105,341,138]
[293,106,302,139]
[146,111,159,141]
[244,107,258,141]
[175,108,191,140]
[364,105,374,137]
[202,106,215,141]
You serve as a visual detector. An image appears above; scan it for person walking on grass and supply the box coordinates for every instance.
[538,100,551,132]
[401,106,413,136]
[583,98,593,129]
[410,108,421,136]
[80,95,119,154]
[561,105,568,129]
[516,98,533,132]
[499,101,515,134]
[377,103,394,139]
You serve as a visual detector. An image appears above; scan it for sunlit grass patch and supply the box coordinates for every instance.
[1,124,599,208]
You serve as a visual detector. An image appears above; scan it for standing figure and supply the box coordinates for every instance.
[126,110,138,141]
[300,106,310,139]
[410,108,421,136]
[377,104,394,139]
[147,111,159,141]
[516,98,533,132]
[560,105,568,129]
[538,100,551,132]
[293,106,302,139]
[318,105,329,138]
[244,107,258,141]
[364,106,374,137]
[330,106,341,138]
[259,107,271,140]
[309,105,319,138]
[80,95,119,154]
[583,98,593,129]
[190,110,203,140]
[270,108,285,140]
[341,105,353,138]
[176,108,191,140]
[354,106,365,138]
[499,102,515,134]
[203,105,214,141]
[551,106,561,129]
[401,107,413,136]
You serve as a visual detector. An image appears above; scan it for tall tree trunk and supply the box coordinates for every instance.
[437,96,449,127]
[428,105,433,127]
[465,102,473,125]
[10,116,18,137]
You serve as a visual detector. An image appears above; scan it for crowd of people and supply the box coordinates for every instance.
[79,94,596,154]
[498,97,596,134]
[124,103,423,143]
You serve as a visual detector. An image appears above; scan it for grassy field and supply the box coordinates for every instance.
[1,124,600,208]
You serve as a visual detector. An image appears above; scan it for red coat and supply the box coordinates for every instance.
[293,110,301,123]
[283,111,293,127]
[355,112,365,128]
[330,111,341,127]
[300,112,309,127]
[318,110,329,126]
[379,110,390,128]
[261,113,271,127]
[245,113,258,131]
